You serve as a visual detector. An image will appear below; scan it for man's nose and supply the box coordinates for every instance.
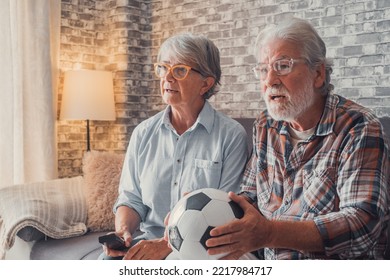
[264,68,281,88]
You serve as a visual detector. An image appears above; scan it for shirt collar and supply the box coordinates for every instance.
[161,100,214,134]
[315,93,338,137]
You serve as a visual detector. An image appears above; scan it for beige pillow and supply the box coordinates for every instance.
[82,151,125,232]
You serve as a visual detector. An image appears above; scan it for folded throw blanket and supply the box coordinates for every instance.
[0,176,88,259]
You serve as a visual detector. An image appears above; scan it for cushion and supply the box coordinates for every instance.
[82,151,125,232]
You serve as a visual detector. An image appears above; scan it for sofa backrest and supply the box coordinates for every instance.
[380,117,390,142]
[234,118,256,152]
[380,117,390,260]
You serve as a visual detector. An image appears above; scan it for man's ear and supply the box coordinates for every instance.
[200,77,215,96]
[314,63,326,89]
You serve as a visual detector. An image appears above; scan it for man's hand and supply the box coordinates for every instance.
[123,238,172,260]
[206,192,271,259]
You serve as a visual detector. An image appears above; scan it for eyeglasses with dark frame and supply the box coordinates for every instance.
[252,58,306,80]
[154,63,202,80]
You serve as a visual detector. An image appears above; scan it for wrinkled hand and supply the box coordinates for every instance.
[123,238,172,260]
[102,230,132,258]
[206,192,270,260]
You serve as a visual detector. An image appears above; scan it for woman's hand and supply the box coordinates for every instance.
[102,230,132,258]
[123,238,172,260]
[163,212,171,245]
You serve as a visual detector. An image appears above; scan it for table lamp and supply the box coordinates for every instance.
[60,70,116,151]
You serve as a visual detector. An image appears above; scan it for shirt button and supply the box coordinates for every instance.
[177,159,181,163]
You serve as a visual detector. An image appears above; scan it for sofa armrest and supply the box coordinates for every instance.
[16,226,46,242]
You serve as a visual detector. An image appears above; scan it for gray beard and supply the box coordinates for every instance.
[264,80,315,122]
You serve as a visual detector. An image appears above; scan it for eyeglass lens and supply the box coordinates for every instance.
[155,64,189,80]
[254,59,293,79]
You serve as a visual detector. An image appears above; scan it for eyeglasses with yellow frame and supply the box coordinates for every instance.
[154,63,202,80]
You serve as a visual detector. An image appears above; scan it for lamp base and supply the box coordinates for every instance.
[86,119,90,151]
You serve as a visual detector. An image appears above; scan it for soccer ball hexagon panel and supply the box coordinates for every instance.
[167,188,244,260]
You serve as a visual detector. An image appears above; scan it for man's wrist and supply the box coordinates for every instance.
[237,191,258,204]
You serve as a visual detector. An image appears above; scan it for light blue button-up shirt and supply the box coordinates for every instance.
[114,101,249,239]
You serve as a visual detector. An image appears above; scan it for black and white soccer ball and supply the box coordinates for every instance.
[167,188,244,260]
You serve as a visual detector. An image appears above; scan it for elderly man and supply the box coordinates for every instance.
[207,17,390,259]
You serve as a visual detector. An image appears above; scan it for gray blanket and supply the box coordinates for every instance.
[0,176,87,259]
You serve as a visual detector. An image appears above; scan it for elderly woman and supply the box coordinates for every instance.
[100,33,249,260]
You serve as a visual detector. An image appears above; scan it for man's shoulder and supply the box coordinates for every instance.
[334,94,378,122]
[332,94,382,133]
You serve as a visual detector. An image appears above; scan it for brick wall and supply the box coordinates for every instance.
[58,0,154,177]
[58,0,390,177]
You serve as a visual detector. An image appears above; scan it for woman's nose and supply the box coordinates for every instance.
[164,69,176,82]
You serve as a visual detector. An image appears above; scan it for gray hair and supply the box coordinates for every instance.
[157,33,221,99]
[254,17,334,96]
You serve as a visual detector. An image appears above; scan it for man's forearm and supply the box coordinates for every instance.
[267,220,324,253]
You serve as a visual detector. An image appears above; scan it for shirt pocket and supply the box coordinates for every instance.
[256,162,274,205]
[303,168,337,215]
[192,159,222,189]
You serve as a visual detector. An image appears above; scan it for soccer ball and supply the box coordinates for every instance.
[167,188,244,260]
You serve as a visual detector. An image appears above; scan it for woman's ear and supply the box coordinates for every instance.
[200,77,215,96]
[314,63,326,89]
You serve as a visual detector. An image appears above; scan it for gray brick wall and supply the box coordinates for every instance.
[58,0,390,177]
[58,0,154,177]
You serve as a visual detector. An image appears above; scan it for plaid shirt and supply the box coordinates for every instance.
[241,93,390,259]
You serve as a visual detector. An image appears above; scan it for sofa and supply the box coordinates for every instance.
[0,118,254,260]
[1,117,389,260]
[0,151,124,260]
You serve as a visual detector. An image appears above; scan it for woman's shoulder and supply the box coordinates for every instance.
[133,110,165,134]
[213,110,247,134]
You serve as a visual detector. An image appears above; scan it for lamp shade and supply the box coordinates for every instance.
[60,70,115,121]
